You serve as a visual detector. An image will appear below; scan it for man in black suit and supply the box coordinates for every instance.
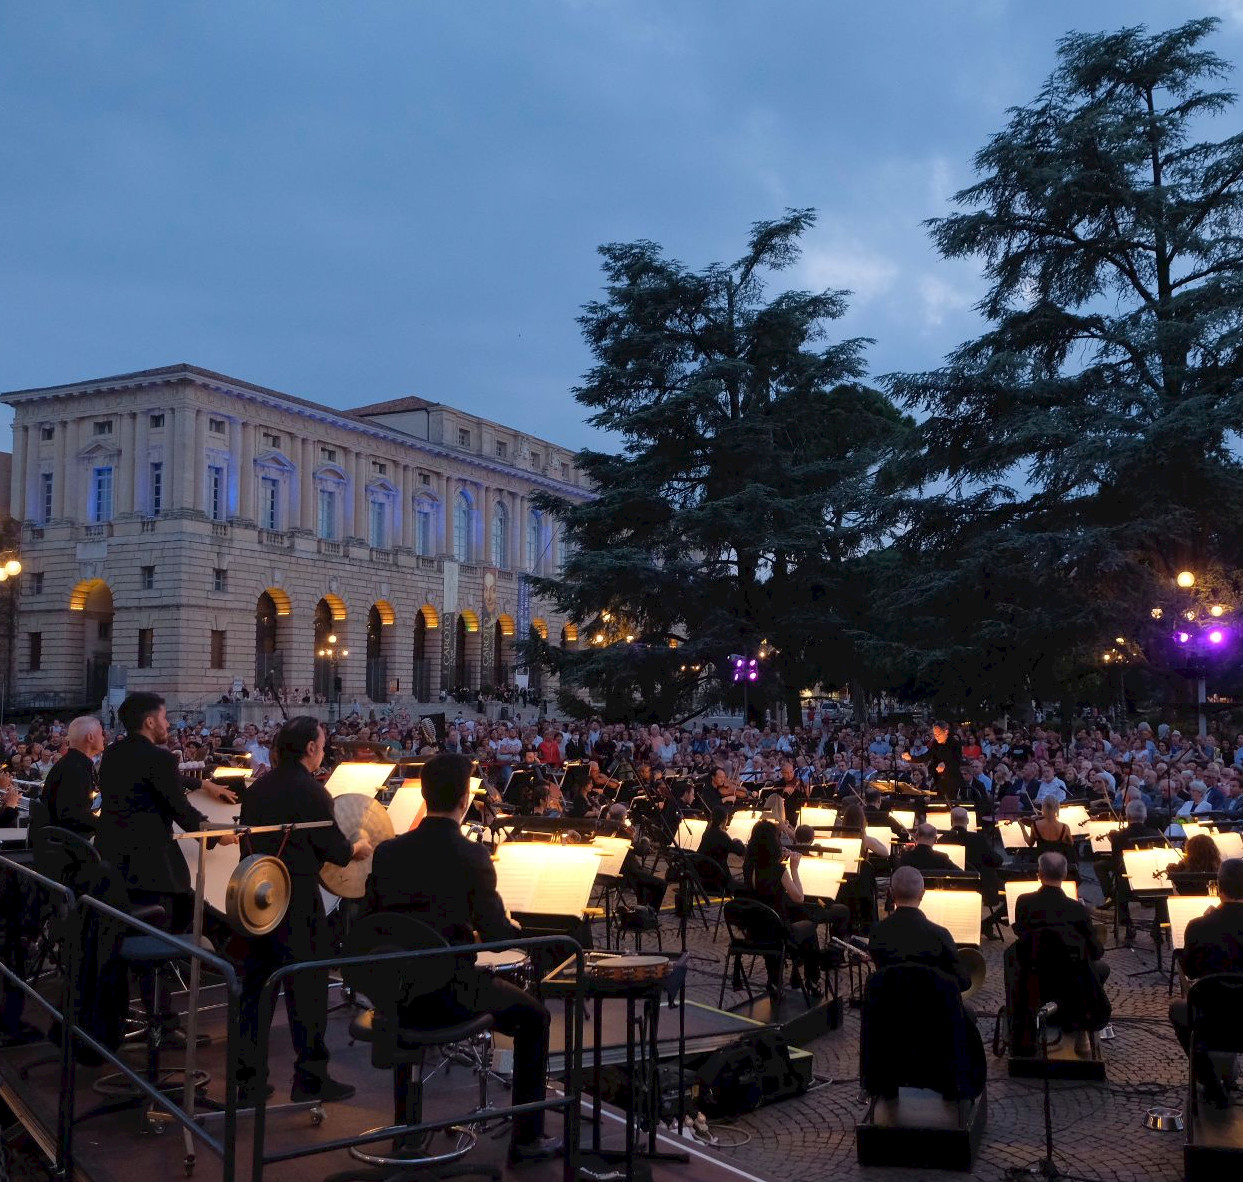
[898,823,961,876]
[1169,858,1243,1105]
[868,866,971,991]
[237,716,370,1106]
[36,715,106,835]
[1013,852,1107,976]
[901,721,964,800]
[96,693,238,932]
[1106,800,1166,939]
[863,787,910,841]
[363,752,560,1168]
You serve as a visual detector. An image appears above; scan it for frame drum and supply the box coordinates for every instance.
[177,789,241,916]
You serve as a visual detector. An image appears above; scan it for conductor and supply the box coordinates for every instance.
[237,716,372,1105]
[901,721,964,800]
[363,752,561,1167]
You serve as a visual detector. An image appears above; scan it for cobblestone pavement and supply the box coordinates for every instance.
[661,865,1199,1182]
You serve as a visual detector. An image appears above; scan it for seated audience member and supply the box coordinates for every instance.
[1168,858,1243,1106]
[868,866,971,992]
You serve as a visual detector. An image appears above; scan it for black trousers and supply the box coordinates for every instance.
[1169,1000,1230,1100]
[414,970,551,1144]
[237,886,332,1088]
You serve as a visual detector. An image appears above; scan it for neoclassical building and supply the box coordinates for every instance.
[2,364,588,711]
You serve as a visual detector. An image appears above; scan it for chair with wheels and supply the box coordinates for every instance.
[326,912,501,1182]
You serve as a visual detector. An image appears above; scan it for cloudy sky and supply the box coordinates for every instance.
[4,1,1243,452]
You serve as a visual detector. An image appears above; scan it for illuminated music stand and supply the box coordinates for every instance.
[997,819,1032,851]
[926,809,974,833]
[889,809,916,832]
[919,889,983,947]
[1086,819,1123,854]
[1004,879,1078,922]
[725,810,764,845]
[674,817,709,849]
[385,779,426,835]
[323,761,396,799]
[1121,846,1173,977]
[795,856,846,900]
[936,843,967,871]
[493,843,600,919]
[1059,805,1090,834]
[1169,896,1218,956]
[799,806,839,831]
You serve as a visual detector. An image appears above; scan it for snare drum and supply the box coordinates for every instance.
[475,948,533,989]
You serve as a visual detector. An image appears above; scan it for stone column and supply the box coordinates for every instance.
[10,426,27,523]
[61,420,79,522]
[300,438,315,531]
[400,465,414,549]
[517,494,528,570]
[481,485,493,568]
[133,410,150,516]
[238,422,255,522]
[117,412,136,515]
[353,450,368,540]
[437,474,451,555]
[51,423,67,520]
[191,409,208,511]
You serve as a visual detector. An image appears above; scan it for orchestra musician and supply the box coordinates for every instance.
[97,693,239,935]
[236,716,372,1106]
[868,865,971,992]
[765,760,808,824]
[35,715,106,835]
[363,753,561,1166]
[707,765,752,807]
[1168,858,1243,1107]
[897,823,962,876]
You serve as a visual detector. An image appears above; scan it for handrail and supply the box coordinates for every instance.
[71,893,243,1181]
[0,854,77,1176]
[251,933,585,1182]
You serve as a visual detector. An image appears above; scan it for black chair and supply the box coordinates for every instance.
[1186,972,1243,1118]
[717,898,809,1008]
[326,913,501,1182]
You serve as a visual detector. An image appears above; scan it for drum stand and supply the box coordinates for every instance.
[173,820,333,1177]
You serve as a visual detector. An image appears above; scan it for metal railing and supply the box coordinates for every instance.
[250,934,585,1182]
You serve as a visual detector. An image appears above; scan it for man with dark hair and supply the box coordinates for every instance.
[237,716,371,1105]
[1169,858,1243,1105]
[363,752,560,1167]
[97,692,237,932]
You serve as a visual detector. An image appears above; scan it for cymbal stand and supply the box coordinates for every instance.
[173,819,333,1176]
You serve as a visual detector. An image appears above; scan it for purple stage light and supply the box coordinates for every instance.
[748,670,758,681]
[1174,631,1191,644]
[1209,629,1225,645]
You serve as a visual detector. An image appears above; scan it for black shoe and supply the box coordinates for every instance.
[508,1136,563,1168]
[291,1074,355,1103]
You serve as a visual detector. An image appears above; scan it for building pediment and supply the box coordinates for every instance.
[254,448,297,473]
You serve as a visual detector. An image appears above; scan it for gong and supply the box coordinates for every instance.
[319,792,395,899]
[225,854,291,936]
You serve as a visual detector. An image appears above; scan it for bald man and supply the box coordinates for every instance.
[868,865,971,991]
[37,715,106,835]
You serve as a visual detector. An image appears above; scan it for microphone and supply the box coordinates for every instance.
[1036,1000,1059,1024]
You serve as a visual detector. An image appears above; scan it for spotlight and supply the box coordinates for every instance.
[1177,571,1196,589]
[1151,607,1164,619]
[1208,629,1225,645]
[1174,631,1191,644]
[1210,605,1226,617]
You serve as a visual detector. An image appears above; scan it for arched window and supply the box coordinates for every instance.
[526,509,543,574]
[454,490,473,562]
[414,496,435,556]
[491,499,509,569]
[556,529,570,573]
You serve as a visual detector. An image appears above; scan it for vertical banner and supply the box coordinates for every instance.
[517,576,531,641]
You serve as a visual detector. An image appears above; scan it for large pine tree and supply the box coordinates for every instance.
[879,18,1243,712]
[529,210,908,720]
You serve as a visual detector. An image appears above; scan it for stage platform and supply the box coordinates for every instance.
[0,982,778,1182]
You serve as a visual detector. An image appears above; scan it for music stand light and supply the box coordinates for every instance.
[386,779,425,834]
[1121,847,1174,895]
[324,761,397,799]
[936,842,967,870]
[492,843,599,916]
[1086,819,1123,853]
[726,811,764,844]
[919,889,982,946]
[925,809,975,832]
[889,809,916,832]
[1060,805,1090,833]
[795,856,846,899]
[1004,879,1078,920]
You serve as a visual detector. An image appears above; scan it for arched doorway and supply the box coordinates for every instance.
[312,599,336,701]
[71,580,113,704]
[255,589,290,691]
[366,605,387,702]
[413,612,428,700]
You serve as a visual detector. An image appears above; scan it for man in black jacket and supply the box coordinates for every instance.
[898,823,961,876]
[940,807,1002,902]
[868,866,971,991]
[96,693,237,933]
[1013,853,1107,974]
[363,752,560,1167]
[37,715,106,835]
[238,716,369,1104]
[1169,858,1243,1104]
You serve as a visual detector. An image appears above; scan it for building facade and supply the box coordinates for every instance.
[2,365,587,711]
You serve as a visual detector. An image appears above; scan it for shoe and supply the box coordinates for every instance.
[1073,1031,1092,1057]
[291,1074,355,1103]
[508,1136,563,1168]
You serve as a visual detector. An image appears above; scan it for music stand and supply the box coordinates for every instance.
[385,779,425,835]
[674,817,709,849]
[1120,847,1173,977]
[918,889,983,947]
[323,761,396,799]
[492,843,600,918]
[1004,880,1078,921]
[799,806,839,831]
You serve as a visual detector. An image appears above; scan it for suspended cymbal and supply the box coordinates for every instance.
[319,792,395,899]
[225,855,291,936]
[959,945,987,999]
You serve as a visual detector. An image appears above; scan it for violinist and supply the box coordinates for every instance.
[587,759,622,798]
[708,765,752,808]
[563,773,602,819]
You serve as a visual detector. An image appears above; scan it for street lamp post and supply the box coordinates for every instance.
[0,557,22,726]
[317,633,348,724]
[1152,569,1233,738]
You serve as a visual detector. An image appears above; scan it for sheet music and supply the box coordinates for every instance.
[324,761,397,799]
[866,825,894,850]
[1168,896,1219,951]
[799,806,839,830]
[889,809,916,832]
[675,818,709,849]
[386,781,425,834]
[936,842,967,870]
[1060,805,1090,832]
[794,856,846,899]
[919,889,982,946]
[1087,819,1123,852]
[816,835,862,866]
[1121,847,1174,895]
[997,819,1030,850]
[726,811,765,844]
[1182,825,1243,860]
[176,789,241,913]
[591,836,633,877]
[492,844,599,916]
[1004,879,1078,920]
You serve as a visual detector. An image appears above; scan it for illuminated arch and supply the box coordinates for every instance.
[562,624,579,643]
[69,578,110,612]
[497,614,516,638]
[417,604,440,629]
[459,609,480,633]
[321,593,347,621]
[373,599,395,625]
[530,617,548,640]
[263,586,292,616]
